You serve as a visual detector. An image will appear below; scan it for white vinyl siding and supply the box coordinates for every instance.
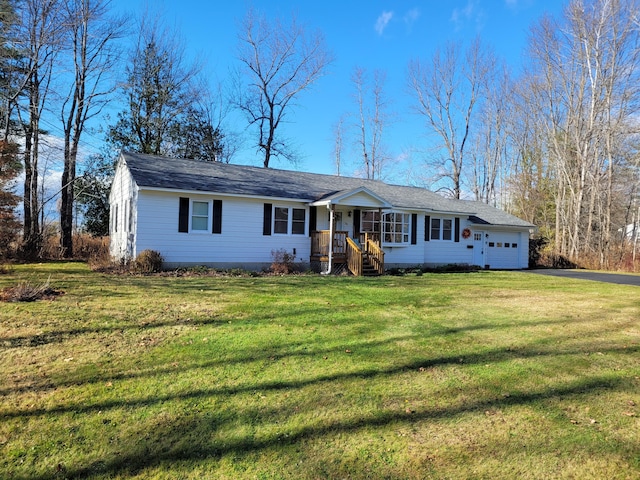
[134,193,310,268]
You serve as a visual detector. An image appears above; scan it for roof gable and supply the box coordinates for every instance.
[310,186,392,208]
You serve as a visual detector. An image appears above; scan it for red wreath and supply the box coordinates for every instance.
[462,228,471,239]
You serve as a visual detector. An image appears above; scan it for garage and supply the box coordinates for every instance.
[486,231,524,269]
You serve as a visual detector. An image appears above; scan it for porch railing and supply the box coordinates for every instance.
[360,232,380,245]
[311,230,348,257]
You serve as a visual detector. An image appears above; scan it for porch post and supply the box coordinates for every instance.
[323,204,335,275]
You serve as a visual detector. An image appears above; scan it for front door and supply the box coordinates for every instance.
[472,231,485,267]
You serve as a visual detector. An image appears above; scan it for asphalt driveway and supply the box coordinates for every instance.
[526,269,640,287]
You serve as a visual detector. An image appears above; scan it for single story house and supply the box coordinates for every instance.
[109,151,535,274]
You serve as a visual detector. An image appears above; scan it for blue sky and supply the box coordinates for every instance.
[106,0,565,178]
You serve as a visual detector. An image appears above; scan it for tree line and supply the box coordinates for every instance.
[339,0,640,268]
[1,0,639,269]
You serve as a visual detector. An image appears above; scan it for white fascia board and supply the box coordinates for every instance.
[138,186,314,204]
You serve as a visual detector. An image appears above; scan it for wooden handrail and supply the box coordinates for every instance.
[346,237,363,276]
[366,238,385,275]
[311,230,384,275]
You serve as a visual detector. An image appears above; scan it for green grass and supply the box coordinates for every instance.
[1,263,639,479]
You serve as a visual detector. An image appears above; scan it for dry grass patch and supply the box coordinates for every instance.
[0,276,63,302]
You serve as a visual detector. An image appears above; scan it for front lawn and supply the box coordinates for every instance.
[1,263,638,479]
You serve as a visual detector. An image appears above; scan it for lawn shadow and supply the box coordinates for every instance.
[3,334,637,420]
[29,373,635,480]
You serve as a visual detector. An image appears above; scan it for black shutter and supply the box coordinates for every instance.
[178,197,189,233]
[353,209,361,237]
[309,206,317,237]
[263,203,272,235]
[212,200,222,234]
[411,214,417,245]
[424,215,430,241]
[454,217,460,242]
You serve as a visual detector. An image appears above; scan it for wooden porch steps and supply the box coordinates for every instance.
[362,254,381,277]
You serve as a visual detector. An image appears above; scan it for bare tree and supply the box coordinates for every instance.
[468,63,511,206]
[408,37,494,199]
[235,8,332,168]
[506,74,557,239]
[59,0,125,257]
[524,0,640,265]
[332,114,346,176]
[14,0,64,258]
[350,67,391,180]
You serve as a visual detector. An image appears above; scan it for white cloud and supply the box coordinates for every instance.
[404,8,420,33]
[375,11,394,36]
[450,0,485,31]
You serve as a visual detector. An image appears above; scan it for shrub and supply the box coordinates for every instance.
[1,277,62,302]
[134,250,163,274]
[270,249,298,274]
[529,237,548,268]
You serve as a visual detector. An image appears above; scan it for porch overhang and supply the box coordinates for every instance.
[309,186,392,209]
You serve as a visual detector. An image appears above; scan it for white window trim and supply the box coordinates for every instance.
[190,199,212,233]
[382,211,410,246]
[273,206,306,236]
[431,217,454,242]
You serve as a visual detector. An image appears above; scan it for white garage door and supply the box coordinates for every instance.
[486,232,522,269]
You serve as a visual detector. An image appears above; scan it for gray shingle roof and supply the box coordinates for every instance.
[121,151,534,228]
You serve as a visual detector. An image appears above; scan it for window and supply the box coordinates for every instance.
[442,219,452,241]
[273,206,306,235]
[179,197,223,234]
[431,217,454,241]
[191,201,209,231]
[123,200,128,232]
[383,212,410,244]
[430,218,441,240]
[361,210,381,233]
[512,243,518,248]
[474,233,482,241]
[292,208,305,234]
[274,207,289,234]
